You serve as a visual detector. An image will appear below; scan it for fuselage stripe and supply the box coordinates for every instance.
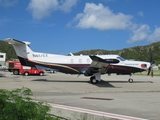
[28,60,81,73]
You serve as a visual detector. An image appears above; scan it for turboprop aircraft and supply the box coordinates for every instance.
[5,38,151,84]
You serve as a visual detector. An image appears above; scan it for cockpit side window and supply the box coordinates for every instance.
[117,57,126,61]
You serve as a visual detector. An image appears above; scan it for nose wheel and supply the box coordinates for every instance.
[128,78,133,83]
[128,74,133,83]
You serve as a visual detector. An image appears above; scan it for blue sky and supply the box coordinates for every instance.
[0,0,160,54]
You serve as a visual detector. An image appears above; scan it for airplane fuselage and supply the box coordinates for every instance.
[18,53,149,75]
[5,38,151,84]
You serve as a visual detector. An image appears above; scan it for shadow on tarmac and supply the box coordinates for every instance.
[32,78,153,83]
[31,79,116,88]
[31,78,153,88]
[107,80,153,83]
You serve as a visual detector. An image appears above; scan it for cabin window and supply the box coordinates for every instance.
[79,59,82,63]
[117,57,126,61]
[71,59,74,63]
[87,59,90,63]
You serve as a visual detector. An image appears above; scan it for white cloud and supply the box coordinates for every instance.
[59,0,77,13]
[0,0,17,7]
[28,0,78,20]
[148,28,160,42]
[127,25,160,43]
[67,2,160,44]
[127,25,150,43]
[28,0,58,20]
[138,11,144,17]
[68,3,133,30]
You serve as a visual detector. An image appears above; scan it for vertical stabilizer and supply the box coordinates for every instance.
[5,38,34,66]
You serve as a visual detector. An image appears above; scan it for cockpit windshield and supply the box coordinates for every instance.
[117,56,126,61]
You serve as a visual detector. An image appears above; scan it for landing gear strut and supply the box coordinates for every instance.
[128,74,133,83]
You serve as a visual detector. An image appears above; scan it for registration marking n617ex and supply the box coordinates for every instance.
[32,54,48,57]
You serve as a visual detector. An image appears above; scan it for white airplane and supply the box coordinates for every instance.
[5,38,151,84]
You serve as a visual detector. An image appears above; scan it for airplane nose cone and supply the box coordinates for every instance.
[141,62,150,70]
[141,64,147,67]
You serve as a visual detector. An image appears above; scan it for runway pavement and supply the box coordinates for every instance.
[0,71,160,120]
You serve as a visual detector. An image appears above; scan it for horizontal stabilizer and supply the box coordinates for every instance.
[5,38,33,61]
[4,38,30,45]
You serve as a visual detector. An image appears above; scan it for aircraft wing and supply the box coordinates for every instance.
[84,55,119,76]
[89,55,119,68]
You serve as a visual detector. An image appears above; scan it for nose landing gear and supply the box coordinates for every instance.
[128,74,133,83]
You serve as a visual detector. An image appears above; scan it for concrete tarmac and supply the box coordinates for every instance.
[0,71,160,120]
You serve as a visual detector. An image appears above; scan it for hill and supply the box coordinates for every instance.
[0,40,17,60]
[0,40,160,64]
[73,42,160,64]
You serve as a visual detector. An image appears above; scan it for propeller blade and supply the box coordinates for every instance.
[148,49,154,77]
[151,69,154,77]
[147,66,151,75]
[150,50,153,63]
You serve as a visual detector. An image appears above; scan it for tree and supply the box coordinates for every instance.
[0,87,59,120]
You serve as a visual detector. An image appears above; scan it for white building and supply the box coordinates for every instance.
[0,52,6,66]
[153,66,159,70]
[158,64,160,70]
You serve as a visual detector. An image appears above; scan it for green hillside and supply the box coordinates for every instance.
[74,41,160,64]
[0,40,160,64]
[0,40,17,60]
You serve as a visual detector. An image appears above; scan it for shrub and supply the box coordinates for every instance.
[0,87,59,120]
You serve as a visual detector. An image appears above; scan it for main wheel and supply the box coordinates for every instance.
[90,76,98,84]
[128,78,133,83]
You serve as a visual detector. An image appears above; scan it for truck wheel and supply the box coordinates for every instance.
[13,70,19,75]
[24,72,29,76]
[39,72,44,76]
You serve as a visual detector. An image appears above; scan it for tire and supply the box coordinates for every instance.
[128,78,133,83]
[90,76,98,84]
[24,72,29,76]
[13,70,19,75]
[39,72,44,76]
[50,70,54,73]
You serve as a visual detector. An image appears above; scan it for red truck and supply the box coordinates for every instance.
[8,60,45,76]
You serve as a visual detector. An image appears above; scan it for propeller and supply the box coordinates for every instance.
[147,49,154,77]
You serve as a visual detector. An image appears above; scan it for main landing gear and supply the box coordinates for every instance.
[90,76,98,84]
[90,73,101,84]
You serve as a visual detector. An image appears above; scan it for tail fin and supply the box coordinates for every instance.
[5,38,34,66]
